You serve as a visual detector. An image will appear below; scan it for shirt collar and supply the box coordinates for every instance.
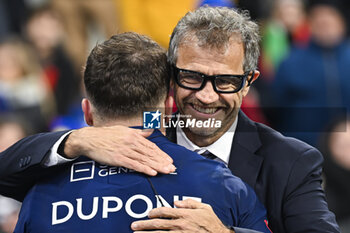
[176,117,238,164]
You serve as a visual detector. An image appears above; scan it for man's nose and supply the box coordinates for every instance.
[194,81,219,104]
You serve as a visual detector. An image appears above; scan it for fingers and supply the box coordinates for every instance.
[147,207,185,219]
[109,128,175,175]
[131,218,182,231]
[133,133,172,163]
[115,154,158,176]
[132,129,175,174]
[131,148,175,175]
[71,125,176,176]
[131,203,223,232]
[174,199,209,209]
[138,129,154,138]
[108,140,175,176]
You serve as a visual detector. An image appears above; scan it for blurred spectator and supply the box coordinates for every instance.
[50,0,119,70]
[320,118,350,232]
[25,6,81,115]
[257,0,310,124]
[271,0,350,146]
[331,0,350,38]
[0,115,31,152]
[261,0,310,79]
[305,0,345,48]
[0,37,54,132]
[0,114,31,150]
[0,196,21,233]
[0,116,28,233]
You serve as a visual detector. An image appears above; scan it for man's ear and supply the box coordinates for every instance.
[164,95,174,118]
[81,98,94,126]
[242,70,260,97]
[248,70,260,86]
[170,79,175,89]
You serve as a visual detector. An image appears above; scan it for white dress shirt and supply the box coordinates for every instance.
[43,131,76,166]
[176,117,238,165]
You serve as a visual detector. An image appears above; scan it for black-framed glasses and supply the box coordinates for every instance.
[172,66,252,94]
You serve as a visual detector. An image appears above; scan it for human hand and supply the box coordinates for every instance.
[131,199,233,233]
[63,125,175,176]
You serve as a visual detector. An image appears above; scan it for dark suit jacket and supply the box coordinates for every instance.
[0,131,69,201]
[166,111,339,233]
[0,112,339,232]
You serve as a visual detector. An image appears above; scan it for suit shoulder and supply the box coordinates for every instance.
[254,122,322,160]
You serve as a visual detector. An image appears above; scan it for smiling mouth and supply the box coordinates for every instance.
[191,104,220,114]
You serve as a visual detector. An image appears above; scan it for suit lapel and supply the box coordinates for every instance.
[228,111,263,188]
[166,111,264,188]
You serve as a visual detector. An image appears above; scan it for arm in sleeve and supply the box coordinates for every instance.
[283,148,340,233]
[0,130,69,201]
[235,184,271,233]
[222,169,271,233]
[42,131,76,167]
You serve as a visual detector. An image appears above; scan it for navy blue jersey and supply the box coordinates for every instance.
[15,129,270,233]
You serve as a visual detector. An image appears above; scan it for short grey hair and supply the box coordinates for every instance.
[168,6,260,72]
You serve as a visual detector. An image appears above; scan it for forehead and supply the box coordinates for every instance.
[176,36,244,75]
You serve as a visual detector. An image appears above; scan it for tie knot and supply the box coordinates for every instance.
[200,150,216,160]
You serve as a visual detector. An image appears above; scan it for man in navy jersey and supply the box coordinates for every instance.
[14,32,270,233]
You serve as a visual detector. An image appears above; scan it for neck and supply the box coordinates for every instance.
[94,116,143,127]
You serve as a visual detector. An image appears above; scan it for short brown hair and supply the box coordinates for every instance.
[84,32,169,119]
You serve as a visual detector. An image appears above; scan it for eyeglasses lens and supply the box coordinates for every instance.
[178,72,203,89]
[215,77,243,91]
[178,70,243,92]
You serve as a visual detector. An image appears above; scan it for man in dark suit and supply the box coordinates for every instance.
[13,32,270,233]
[0,6,339,233]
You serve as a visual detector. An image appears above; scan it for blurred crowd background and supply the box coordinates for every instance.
[1,0,350,232]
